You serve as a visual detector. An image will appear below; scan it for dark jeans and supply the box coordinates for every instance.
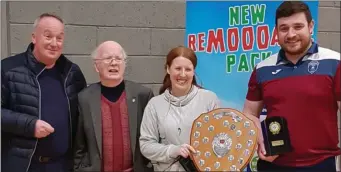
[28,155,71,172]
[257,156,336,172]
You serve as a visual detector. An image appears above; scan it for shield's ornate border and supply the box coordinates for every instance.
[189,108,258,171]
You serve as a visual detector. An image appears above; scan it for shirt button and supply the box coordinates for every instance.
[294,66,297,69]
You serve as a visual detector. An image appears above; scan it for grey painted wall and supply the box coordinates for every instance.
[1,1,9,59]
[2,1,186,95]
[2,1,340,94]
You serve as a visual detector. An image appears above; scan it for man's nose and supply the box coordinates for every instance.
[50,37,57,46]
[287,28,297,38]
[109,58,118,65]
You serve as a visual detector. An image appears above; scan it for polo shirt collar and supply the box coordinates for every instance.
[276,41,319,65]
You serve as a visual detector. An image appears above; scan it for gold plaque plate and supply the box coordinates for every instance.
[189,108,258,171]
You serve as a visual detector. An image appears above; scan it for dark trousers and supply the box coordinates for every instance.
[28,155,71,172]
[257,156,336,172]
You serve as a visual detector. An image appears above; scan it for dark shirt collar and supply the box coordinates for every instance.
[26,42,72,77]
[276,41,318,65]
[101,80,125,102]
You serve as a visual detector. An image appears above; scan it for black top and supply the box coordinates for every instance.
[101,81,125,102]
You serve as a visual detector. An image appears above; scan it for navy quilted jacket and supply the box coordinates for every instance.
[1,43,87,172]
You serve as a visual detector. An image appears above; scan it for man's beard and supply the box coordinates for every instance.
[281,38,311,56]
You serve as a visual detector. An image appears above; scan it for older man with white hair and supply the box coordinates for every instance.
[73,41,155,172]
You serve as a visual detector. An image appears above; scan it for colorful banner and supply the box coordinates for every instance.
[185,1,319,171]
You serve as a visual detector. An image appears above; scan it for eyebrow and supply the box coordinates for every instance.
[43,30,64,35]
[174,65,193,68]
[293,23,304,26]
[102,54,122,59]
[279,23,305,27]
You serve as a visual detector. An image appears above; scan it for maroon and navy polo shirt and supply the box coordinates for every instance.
[246,42,341,167]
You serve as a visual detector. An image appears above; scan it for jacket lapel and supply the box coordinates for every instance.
[124,80,138,160]
[88,83,103,158]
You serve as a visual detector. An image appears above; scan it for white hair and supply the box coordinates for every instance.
[90,44,128,62]
[33,18,39,30]
[90,48,98,60]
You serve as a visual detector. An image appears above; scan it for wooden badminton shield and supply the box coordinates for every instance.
[189,108,258,171]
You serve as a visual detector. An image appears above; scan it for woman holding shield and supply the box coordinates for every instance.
[139,46,221,171]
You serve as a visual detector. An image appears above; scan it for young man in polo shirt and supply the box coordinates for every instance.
[243,1,340,171]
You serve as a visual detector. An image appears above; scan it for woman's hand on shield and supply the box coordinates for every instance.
[178,144,196,158]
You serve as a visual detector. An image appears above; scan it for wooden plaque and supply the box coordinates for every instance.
[189,108,258,171]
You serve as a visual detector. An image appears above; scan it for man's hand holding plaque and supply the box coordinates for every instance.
[260,116,292,159]
[253,116,278,162]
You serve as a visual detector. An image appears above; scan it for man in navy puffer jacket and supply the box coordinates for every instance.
[1,13,87,172]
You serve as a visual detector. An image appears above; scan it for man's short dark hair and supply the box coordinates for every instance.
[276,1,312,25]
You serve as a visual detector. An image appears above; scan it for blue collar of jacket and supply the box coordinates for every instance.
[25,42,73,77]
[276,41,319,65]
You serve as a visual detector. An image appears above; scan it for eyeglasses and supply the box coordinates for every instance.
[94,56,126,64]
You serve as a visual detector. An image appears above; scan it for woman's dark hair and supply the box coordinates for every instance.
[159,46,201,94]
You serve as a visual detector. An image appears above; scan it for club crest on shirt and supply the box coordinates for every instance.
[307,60,319,74]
